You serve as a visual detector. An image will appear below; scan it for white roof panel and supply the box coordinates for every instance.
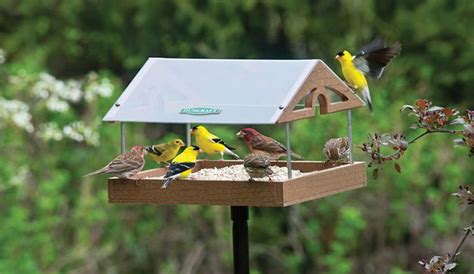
[103,58,321,124]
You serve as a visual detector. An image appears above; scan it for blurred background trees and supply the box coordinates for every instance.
[0,0,472,273]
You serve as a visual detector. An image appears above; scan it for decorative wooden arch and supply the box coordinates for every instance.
[277,62,364,123]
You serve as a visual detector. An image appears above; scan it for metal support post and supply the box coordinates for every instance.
[347,110,353,163]
[186,123,191,147]
[285,122,292,179]
[120,122,126,154]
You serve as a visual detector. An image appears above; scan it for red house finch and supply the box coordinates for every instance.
[243,154,273,180]
[236,128,302,160]
[84,146,146,179]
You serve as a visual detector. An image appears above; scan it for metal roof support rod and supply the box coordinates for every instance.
[347,110,353,163]
[285,122,292,179]
[186,123,191,147]
[120,122,126,154]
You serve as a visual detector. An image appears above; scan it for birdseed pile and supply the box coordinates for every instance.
[187,164,306,182]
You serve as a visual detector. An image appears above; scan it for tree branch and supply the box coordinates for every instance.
[449,221,474,264]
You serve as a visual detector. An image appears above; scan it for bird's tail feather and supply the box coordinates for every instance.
[162,173,181,188]
[161,177,174,189]
[361,86,373,112]
[83,168,104,177]
[291,152,303,159]
[226,149,240,159]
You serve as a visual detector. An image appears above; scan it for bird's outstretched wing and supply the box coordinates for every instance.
[352,38,401,79]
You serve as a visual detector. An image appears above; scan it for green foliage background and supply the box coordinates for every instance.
[0,1,473,273]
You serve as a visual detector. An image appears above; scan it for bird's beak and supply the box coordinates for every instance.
[335,55,340,60]
[180,141,185,147]
[236,131,244,137]
[189,129,194,135]
[198,148,204,153]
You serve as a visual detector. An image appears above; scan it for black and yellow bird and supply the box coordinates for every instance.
[335,38,401,111]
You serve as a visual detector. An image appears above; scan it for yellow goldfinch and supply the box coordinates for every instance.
[162,145,201,189]
[145,138,185,166]
[191,125,240,160]
[335,38,401,112]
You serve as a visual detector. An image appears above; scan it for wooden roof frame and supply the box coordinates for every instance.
[277,61,364,123]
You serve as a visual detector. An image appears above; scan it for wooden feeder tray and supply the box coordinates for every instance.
[108,160,366,207]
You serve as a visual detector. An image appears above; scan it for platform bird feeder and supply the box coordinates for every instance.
[103,58,367,273]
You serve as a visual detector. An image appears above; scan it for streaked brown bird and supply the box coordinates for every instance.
[323,137,350,164]
[243,154,273,180]
[237,128,302,160]
[84,146,146,179]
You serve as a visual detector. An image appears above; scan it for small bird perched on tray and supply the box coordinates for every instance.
[145,138,185,166]
[335,37,401,112]
[191,125,240,160]
[243,154,274,181]
[84,146,147,179]
[323,137,350,165]
[162,145,201,189]
[237,128,302,160]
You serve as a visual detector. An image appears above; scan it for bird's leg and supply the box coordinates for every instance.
[220,152,224,161]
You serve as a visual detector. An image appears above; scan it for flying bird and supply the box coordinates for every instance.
[191,125,240,160]
[243,154,274,181]
[145,139,185,166]
[237,128,302,160]
[335,38,401,112]
[162,145,201,189]
[84,146,146,179]
[323,137,350,164]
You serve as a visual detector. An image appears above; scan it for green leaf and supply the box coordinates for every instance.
[372,168,379,180]
[394,163,401,174]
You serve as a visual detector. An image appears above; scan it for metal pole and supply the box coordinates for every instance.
[231,206,249,274]
[285,122,292,179]
[347,110,353,163]
[120,122,126,154]
[186,123,191,147]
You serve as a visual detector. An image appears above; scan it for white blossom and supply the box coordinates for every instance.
[0,165,31,192]
[85,73,114,102]
[37,122,63,141]
[46,95,70,113]
[0,98,34,132]
[0,48,5,64]
[63,123,84,142]
[4,69,113,146]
